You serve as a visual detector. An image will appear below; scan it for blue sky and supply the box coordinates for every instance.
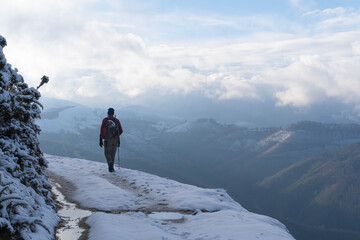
[139,0,358,15]
[1,0,360,124]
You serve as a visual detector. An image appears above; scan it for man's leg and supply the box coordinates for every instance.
[109,138,118,171]
[104,140,113,172]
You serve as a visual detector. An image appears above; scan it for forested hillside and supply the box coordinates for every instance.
[258,141,360,239]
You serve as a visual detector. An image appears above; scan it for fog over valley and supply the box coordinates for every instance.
[38,97,360,240]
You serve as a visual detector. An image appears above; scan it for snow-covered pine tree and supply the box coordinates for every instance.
[0,35,59,239]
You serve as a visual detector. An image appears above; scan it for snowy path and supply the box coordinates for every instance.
[46,154,295,240]
[48,178,92,240]
[91,172,177,213]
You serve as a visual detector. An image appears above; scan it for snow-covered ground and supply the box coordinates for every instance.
[46,154,295,240]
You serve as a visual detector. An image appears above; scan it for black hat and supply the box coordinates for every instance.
[107,108,115,115]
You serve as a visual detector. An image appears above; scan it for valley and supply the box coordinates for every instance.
[38,98,360,240]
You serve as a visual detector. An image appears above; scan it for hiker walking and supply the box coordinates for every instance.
[99,108,123,172]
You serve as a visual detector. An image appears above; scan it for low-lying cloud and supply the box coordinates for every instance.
[1,0,360,119]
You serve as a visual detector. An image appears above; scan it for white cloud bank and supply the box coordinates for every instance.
[1,0,360,112]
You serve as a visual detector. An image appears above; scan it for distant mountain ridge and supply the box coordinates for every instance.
[37,98,360,240]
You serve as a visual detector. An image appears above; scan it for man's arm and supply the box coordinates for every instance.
[100,118,106,138]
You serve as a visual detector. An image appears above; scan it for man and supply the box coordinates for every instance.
[99,108,123,172]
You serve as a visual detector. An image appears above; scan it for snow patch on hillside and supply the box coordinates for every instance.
[39,99,102,134]
[257,130,293,148]
[167,121,193,133]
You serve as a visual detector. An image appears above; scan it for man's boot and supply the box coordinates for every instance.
[109,162,115,172]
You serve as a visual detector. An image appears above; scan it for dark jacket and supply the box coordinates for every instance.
[100,115,123,139]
